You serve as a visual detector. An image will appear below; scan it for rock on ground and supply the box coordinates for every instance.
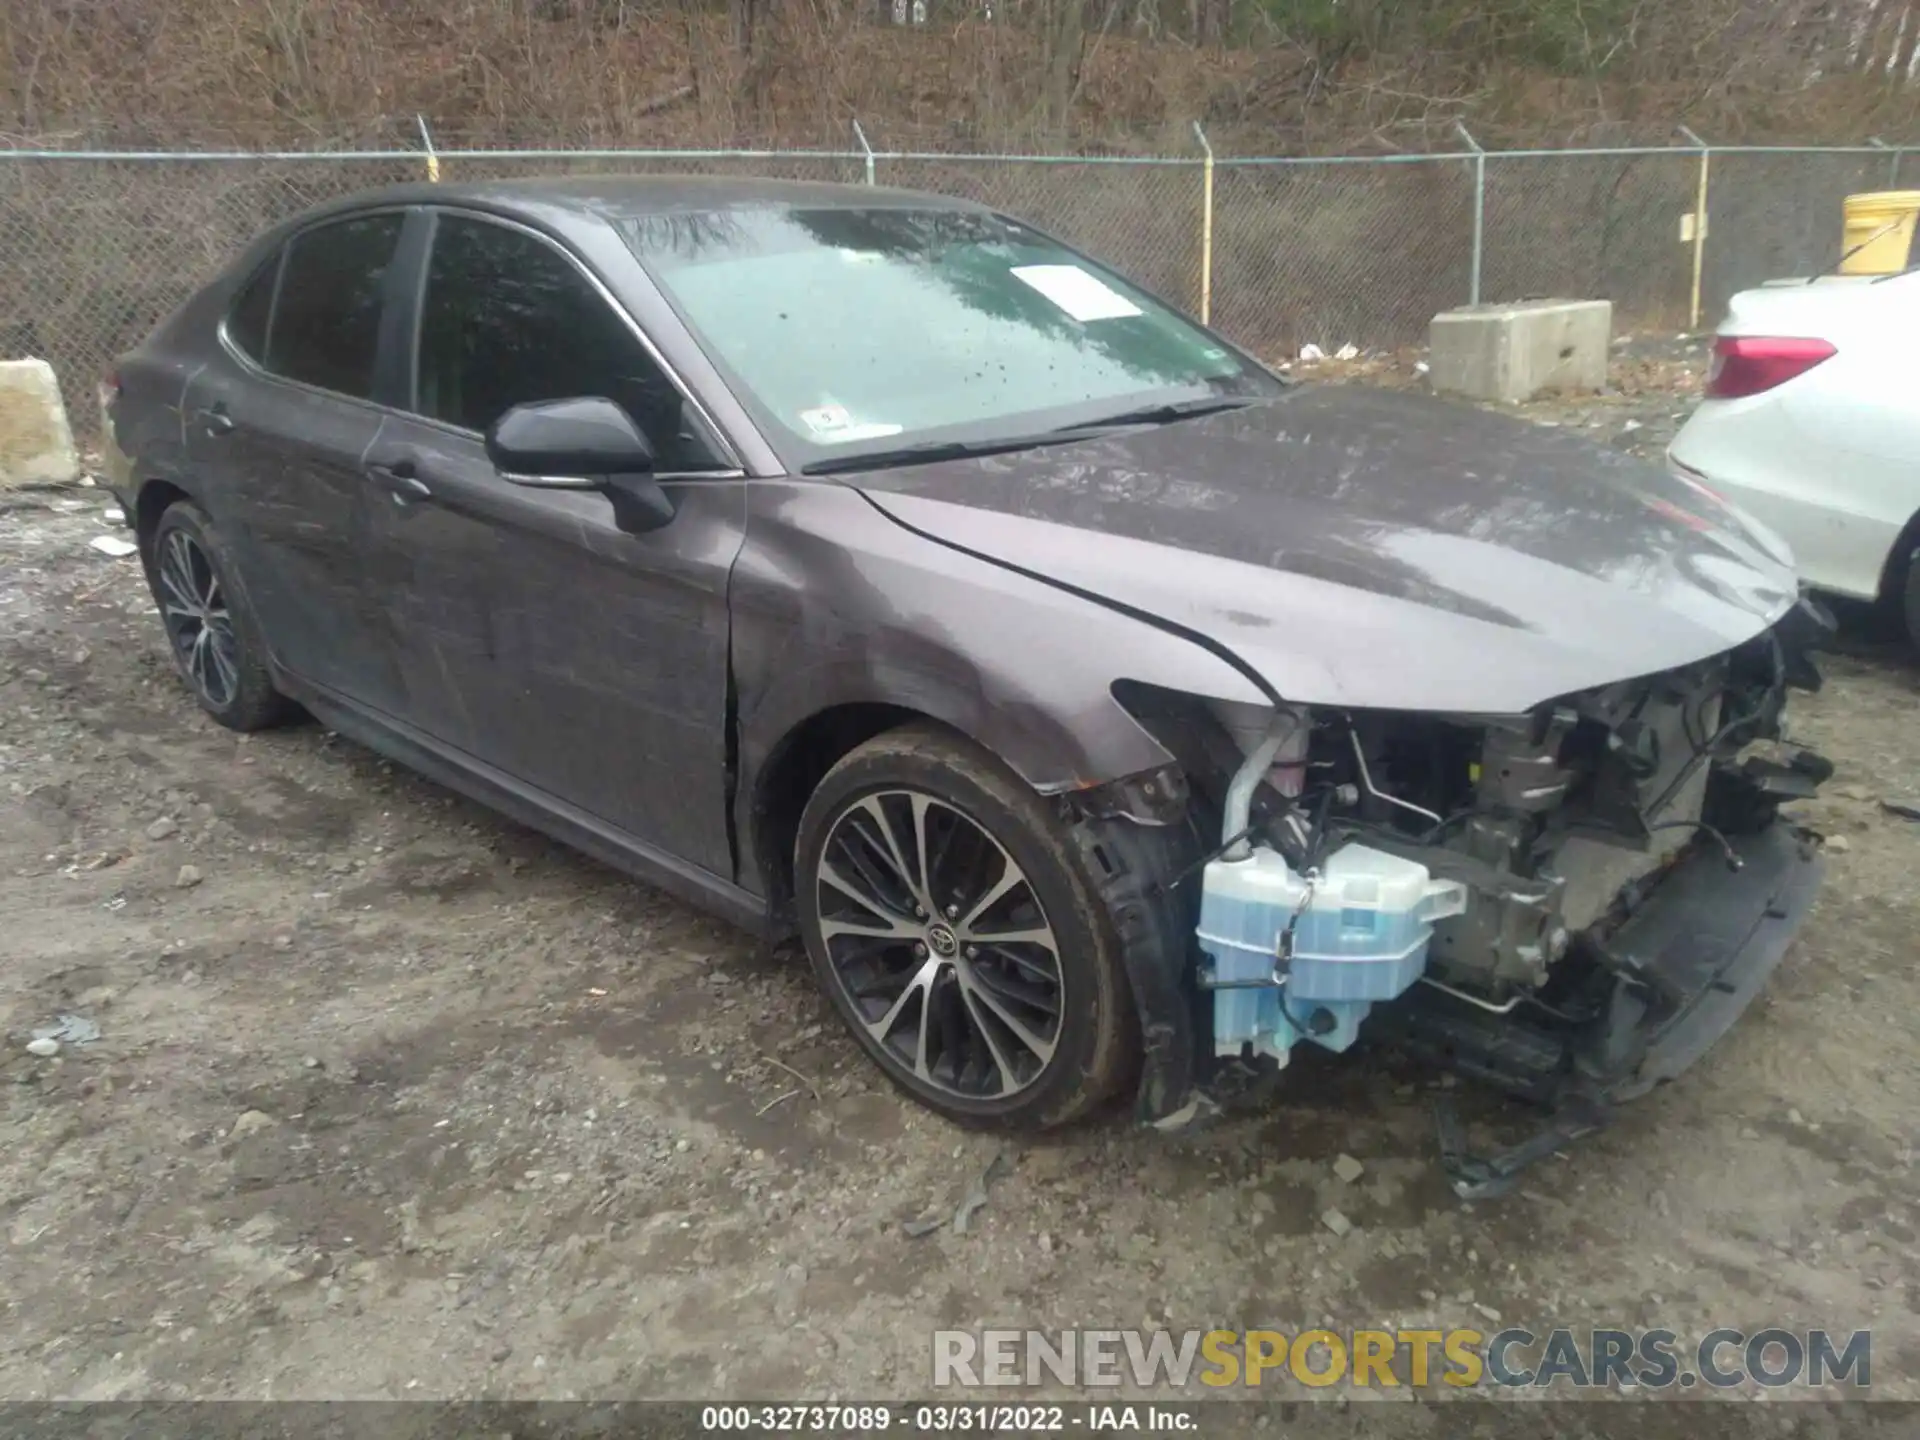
[0,359,80,489]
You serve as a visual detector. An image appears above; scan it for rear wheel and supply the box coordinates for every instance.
[795,724,1136,1129]
[148,501,296,731]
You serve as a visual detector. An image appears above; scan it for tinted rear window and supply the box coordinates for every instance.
[265,213,404,399]
[226,254,279,362]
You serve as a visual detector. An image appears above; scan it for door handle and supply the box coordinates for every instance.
[196,404,234,436]
[365,457,433,504]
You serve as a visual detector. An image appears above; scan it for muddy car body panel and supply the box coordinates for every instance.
[102,176,1829,1165]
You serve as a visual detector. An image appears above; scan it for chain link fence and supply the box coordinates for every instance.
[1211,157,1475,356]
[1701,149,1902,317]
[0,136,1908,444]
[1482,151,1700,330]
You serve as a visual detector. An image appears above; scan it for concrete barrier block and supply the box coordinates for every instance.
[0,358,81,489]
[1428,299,1612,404]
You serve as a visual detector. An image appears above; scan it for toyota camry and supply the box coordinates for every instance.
[101,177,1832,1193]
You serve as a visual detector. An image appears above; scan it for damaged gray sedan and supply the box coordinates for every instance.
[103,178,1831,1192]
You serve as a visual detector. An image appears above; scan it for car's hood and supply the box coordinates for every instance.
[850,386,1801,714]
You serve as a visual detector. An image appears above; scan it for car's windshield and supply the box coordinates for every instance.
[621,205,1282,468]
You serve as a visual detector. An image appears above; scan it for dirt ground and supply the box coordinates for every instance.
[4,349,1920,1408]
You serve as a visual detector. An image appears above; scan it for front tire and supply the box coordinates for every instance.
[147,501,296,732]
[795,724,1137,1130]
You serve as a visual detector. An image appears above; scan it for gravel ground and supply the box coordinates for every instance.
[3,353,1919,1408]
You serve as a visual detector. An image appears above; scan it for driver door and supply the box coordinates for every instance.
[362,210,746,877]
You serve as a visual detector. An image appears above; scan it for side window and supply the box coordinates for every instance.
[416,215,719,470]
[226,251,280,362]
[265,213,404,400]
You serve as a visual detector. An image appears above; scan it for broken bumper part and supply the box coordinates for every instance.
[1584,820,1822,1100]
[1419,823,1823,1197]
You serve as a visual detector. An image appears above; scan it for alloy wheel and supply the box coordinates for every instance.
[157,528,239,710]
[814,788,1066,1100]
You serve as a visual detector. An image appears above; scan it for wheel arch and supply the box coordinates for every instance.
[134,477,195,554]
[745,700,1001,928]
[132,478,201,598]
[1875,505,1920,608]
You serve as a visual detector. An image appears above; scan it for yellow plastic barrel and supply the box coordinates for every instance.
[1840,190,1920,274]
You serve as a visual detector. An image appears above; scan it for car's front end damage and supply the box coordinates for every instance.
[848,382,1834,1185]
[1076,594,1832,1194]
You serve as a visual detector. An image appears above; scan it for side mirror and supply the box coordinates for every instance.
[486,396,656,485]
[486,397,674,532]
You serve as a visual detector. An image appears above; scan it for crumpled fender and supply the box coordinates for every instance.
[730,481,1268,895]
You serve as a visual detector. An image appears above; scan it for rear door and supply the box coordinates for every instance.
[360,209,748,875]
[182,210,411,711]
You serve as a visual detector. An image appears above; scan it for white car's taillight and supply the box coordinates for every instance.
[1704,335,1836,399]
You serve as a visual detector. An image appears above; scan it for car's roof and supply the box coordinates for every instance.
[308,173,986,227]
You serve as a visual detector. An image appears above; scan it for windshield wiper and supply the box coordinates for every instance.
[801,431,1091,476]
[799,396,1257,476]
[1063,396,1254,431]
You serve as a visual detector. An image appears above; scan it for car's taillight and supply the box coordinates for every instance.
[1705,335,1836,399]
[98,368,121,415]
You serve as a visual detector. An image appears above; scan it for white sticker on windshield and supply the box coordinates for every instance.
[800,403,853,434]
[799,403,903,444]
[817,422,904,443]
[1010,264,1143,322]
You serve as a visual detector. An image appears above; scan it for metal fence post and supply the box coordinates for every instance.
[1193,121,1215,325]
[1454,121,1484,306]
[853,119,875,186]
[1870,136,1901,189]
[417,114,440,183]
[1678,126,1710,330]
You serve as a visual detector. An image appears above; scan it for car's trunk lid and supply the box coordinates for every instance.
[1720,274,1889,337]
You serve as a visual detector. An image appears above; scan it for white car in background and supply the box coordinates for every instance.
[1669,270,1920,646]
